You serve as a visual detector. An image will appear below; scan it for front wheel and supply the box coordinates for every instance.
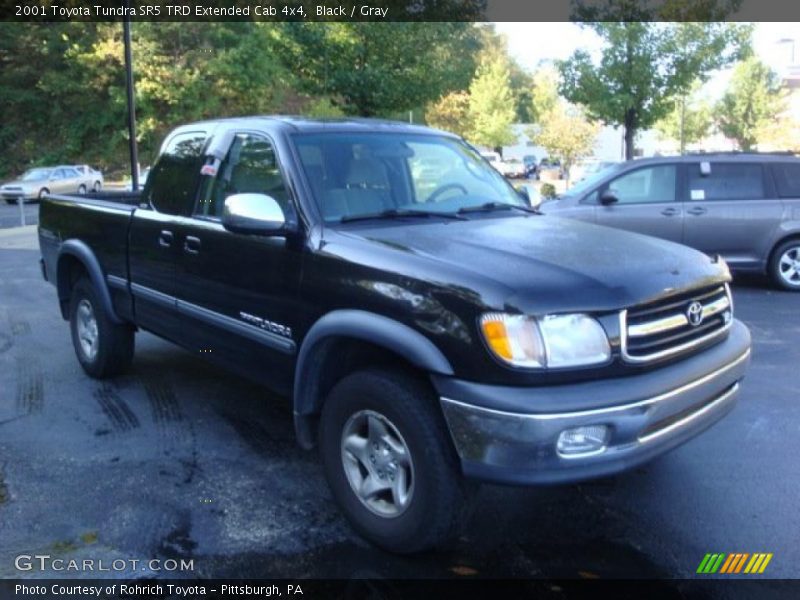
[77,184,87,195]
[769,239,800,291]
[69,277,135,378]
[319,368,464,553]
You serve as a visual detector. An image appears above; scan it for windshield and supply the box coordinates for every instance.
[293,133,525,223]
[563,162,624,198]
[21,168,51,181]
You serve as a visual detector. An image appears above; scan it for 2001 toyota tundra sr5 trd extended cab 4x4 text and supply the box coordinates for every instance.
[38,117,751,553]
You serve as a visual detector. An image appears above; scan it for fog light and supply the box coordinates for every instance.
[557,425,609,457]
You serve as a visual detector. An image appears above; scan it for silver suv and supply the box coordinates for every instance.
[543,153,800,290]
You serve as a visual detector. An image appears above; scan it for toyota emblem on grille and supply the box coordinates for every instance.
[686,301,704,327]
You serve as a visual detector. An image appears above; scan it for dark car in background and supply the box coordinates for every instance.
[542,153,800,290]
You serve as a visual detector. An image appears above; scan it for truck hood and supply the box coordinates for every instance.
[336,215,729,314]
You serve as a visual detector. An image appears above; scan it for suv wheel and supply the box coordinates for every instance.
[769,240,800,291]
[319,368,464,553]
[69,277,135,378]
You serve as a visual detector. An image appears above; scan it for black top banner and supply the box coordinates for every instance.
[1,0,800,22]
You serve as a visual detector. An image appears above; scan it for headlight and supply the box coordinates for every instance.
[480,313,610,369]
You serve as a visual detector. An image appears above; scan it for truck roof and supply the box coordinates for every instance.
[174,115,455,137]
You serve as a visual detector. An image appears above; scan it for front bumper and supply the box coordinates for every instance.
[1,190,33,202]
[435,319,751,485]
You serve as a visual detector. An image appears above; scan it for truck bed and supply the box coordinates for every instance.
[38,191,144,311]
[49,189,143,206]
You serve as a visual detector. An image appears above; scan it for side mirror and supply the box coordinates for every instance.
[221,193,287,236]
[517,184,542,207]
[599,190,619,206]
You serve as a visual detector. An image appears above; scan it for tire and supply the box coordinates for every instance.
[769,239,800,291]
[69,277,135,378]
[38,188,49,200]
[4,198,16,205]
[93,181,102,192]
[319,368,464,553]
[77,184,87,195]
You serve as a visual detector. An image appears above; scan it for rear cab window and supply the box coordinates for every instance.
[145,130,208,215]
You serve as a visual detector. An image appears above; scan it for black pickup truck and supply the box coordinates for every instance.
[38,117,751,553]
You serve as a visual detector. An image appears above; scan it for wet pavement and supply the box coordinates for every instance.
[0,227,798,589]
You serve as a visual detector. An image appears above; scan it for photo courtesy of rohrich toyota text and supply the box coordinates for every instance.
[0,1,799,599]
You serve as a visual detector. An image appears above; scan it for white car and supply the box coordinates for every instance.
[480,151,517,178]
[71,164,104,192]
[1,166,89,204]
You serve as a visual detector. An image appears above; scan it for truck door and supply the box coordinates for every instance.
[174,131,303,395]
[594,163,684,244]
[128,130,208,341]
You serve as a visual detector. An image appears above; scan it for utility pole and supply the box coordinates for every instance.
[123,6,139,191]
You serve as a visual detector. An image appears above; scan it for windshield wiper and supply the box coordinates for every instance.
[457,201,542,215]
[340,208,467,223]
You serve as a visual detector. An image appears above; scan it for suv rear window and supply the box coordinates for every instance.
[687,163,765,201]
[771,163,800,198]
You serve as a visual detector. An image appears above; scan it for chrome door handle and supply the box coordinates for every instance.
[184,236,201,254]
[158,230,174,247]
[661,207,680,216]
[687,207,707,216]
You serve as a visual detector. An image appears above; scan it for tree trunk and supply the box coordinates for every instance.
[623,108,637,160]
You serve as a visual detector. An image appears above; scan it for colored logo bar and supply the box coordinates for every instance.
[697,553,773,574]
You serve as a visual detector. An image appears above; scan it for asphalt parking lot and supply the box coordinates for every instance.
[0,201,39,229]
[0,225,798,590]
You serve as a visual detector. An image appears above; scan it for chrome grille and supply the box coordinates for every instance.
[620,284,733,364]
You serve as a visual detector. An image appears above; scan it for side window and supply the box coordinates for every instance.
[607,165,676,204]
[146,131,207,215]
[771,163,800,198]
[687,163,765,201]
[53,169,65,179]
[196,133,289,218]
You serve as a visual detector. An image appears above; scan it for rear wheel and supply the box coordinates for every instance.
[93,181,102,192]
[769,239,800,291]
[319,368,464,553]
[69,277,135,378]
[38,188,49,200]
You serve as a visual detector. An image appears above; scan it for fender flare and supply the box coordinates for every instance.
[56,239,123,324]
[292,310,454,447]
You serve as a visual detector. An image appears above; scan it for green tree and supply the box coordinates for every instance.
[276,22,480,117]
[468,56,517,149]
[425,91,472,138]
[655,83,713,153]
[716,57,788,151]
[559,21,750,159]
[529,66,560,124]
[530,102,599,185]
[0,23,297,177]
